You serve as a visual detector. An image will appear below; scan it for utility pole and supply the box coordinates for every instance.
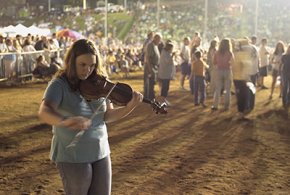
[48,0,51,12]
[124,0,127,11]
[83,0,87,10]
[105,0,108,45]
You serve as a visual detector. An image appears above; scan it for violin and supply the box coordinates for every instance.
[79,75,167,114]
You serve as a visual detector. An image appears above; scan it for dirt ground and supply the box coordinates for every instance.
[0,71,289,195]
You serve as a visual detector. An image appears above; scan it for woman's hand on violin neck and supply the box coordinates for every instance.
[59,116,92,131]
[126,91,143,109]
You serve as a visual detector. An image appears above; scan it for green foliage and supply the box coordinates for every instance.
[116,13,135,40]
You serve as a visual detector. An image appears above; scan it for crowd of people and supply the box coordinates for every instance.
[141,30,290,119]
[0,32,144,83]
[0,33,69,82]
[1,28,290,115]
[1,27,290,115]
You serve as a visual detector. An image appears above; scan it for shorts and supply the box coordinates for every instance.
[259,66,268,77]
[181,62,191,75]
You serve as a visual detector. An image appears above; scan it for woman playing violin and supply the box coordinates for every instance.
[38,39,143,195]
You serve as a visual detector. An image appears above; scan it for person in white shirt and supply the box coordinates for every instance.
[22,38,37,74]
[179,37,191,90]
[3,38,16,80]
[0,35,8,53]
[238,37,259,86]
[233,39,256,119]
[158,40,175,104]
[258,38,270,89]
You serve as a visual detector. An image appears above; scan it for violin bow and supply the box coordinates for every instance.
[66,82,118,149]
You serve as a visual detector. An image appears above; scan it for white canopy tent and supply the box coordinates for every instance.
[14,24,30,36]
[0,24,51,37]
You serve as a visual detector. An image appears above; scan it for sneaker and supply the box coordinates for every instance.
[211,106,218,111]
[201,103,207,108]
[194,103,200,106]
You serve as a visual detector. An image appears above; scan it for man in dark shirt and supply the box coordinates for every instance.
[144,33,162,100]
[34,36,48,51]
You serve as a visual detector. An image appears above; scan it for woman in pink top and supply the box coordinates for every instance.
[212,38,234,111]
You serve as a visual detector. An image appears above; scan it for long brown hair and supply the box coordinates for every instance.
[218,38,232,55]
[273,41,285,55]
[55,39,106,90]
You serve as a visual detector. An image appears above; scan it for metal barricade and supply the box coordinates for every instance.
[0,48,65,82]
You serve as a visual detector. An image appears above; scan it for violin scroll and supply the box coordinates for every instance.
[143,98,168,114]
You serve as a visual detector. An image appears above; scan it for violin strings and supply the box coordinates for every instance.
[66,82,118,149]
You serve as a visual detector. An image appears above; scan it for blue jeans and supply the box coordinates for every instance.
[213,69,232,109]
[194,76,206,104]
[56,156,112,195]
[144,74,155,100]
[189,76,195,95]
[160,79,170,97]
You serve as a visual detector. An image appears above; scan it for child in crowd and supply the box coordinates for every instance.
[191,51,209,107]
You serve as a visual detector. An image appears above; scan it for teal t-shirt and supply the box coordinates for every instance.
[43,77,110,163]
